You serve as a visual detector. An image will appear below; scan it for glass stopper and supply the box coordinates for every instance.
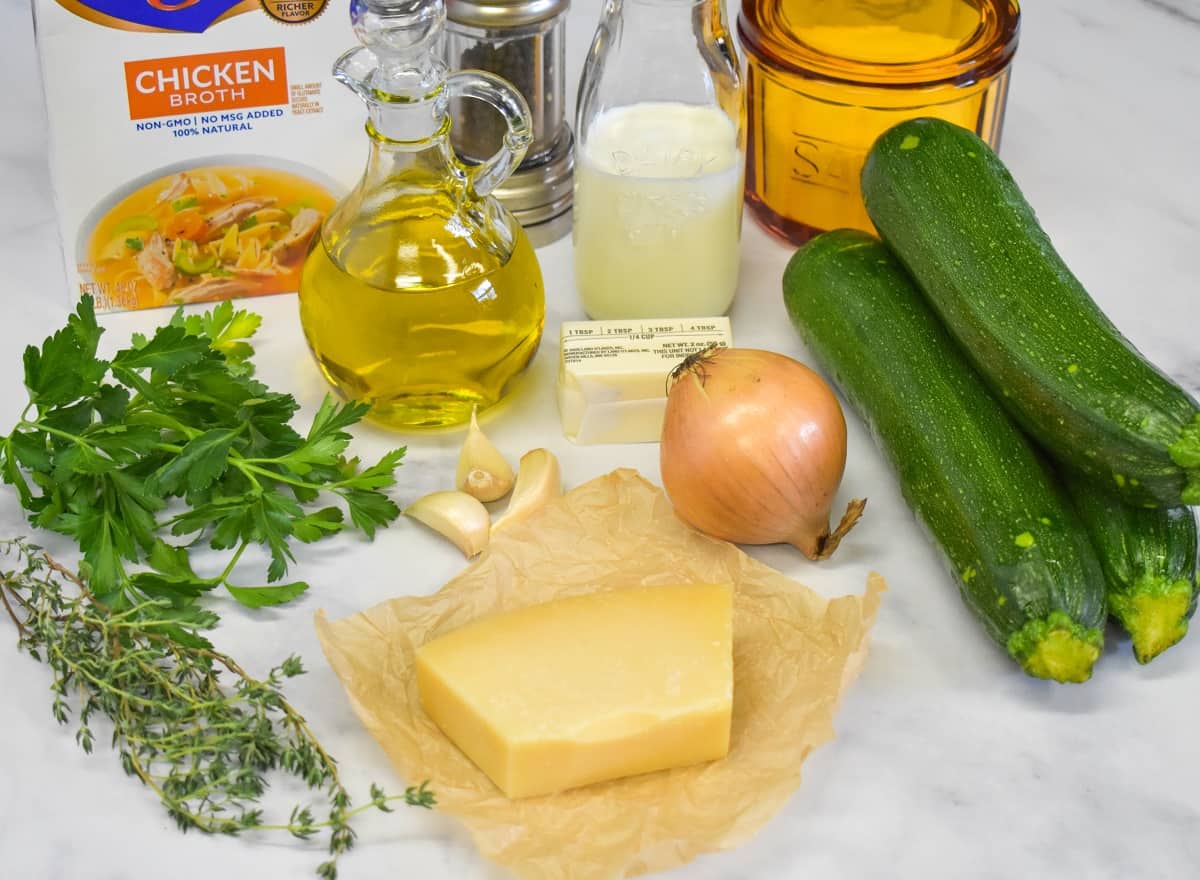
[347,0,448,100]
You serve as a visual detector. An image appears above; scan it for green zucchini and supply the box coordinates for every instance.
[783,229,1106,683]
[1063,473,1198,663]
[861,117,1200,508]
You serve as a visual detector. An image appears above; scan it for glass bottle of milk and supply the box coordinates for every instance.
[575,0,744,320]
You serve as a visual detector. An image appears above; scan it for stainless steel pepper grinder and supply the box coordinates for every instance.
[443,0,574,245]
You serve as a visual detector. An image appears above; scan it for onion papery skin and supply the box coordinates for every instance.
[660,347,854,558]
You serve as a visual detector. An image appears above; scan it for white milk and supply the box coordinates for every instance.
[574,102,743,320]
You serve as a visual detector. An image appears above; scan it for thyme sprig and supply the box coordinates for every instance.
[0,539,435,879]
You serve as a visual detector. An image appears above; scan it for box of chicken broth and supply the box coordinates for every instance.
[34,1,363,311]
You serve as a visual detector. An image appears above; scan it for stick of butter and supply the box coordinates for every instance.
[415,583,734,799]
[556,317,734,444]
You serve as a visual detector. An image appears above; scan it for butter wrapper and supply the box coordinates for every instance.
[556,318,733,444]
[315,468,884,879]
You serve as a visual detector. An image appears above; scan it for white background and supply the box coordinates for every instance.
[2,1,1199,878]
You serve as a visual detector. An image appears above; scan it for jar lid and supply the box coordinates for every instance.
[446,0,569,29]
[738,0,1020,87]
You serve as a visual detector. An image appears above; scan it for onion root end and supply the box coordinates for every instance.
[794,498,867,560]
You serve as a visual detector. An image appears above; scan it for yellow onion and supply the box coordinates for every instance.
[660,346,865,559]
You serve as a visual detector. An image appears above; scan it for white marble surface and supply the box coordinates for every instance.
[2,0,1199,878]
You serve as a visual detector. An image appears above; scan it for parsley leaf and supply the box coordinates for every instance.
[225,580,310,608]
[275,397,370,475]
[0,296,405,616]
[147,539,197,578]
[339,487,401,540]
[171,300,261,374]
[112,325,211,377]
[22,295,106,409]
[0,437,33,506]
[292,507,345,543]
[151,426,241,495]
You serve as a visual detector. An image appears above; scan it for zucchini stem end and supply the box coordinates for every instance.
[1007,611,1103,683]
[1110,576,1195,664]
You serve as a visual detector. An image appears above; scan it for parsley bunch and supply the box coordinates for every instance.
[0,297,405,618]
[0,540,434,879]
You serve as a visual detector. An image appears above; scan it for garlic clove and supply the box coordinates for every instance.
[455,407,515,503]
[492,448,562,532]
[405,490,491,558]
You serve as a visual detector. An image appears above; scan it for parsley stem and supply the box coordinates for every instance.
[235,460,372,494]
[133,389,231,417]
[6,299,404,689]
[235,461,322,491]
[124,407,201,442]
[216,541,249,585]
[19,420,94,451]
[13,419,187,465]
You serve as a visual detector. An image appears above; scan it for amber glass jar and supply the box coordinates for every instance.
[739,0,1020,243]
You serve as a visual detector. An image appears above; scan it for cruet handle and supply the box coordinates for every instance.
[446,71,533,199]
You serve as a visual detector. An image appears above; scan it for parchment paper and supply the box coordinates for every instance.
[315,468,884,879]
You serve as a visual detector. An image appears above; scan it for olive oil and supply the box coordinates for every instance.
[297,0,545,430]
[299,198,544,429]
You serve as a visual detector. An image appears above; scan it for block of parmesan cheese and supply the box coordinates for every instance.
[415,583,734,799]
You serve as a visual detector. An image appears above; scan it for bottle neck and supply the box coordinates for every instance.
[333,39,451,142]
[580,0,740,130]
[324,118,468,255]
[361,115,463,186]
[365,86,449,142]
[612,0,714,55]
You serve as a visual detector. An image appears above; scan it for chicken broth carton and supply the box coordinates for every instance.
[35,1,364,311]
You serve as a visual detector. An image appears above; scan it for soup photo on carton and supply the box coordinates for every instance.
[35,0,360,312]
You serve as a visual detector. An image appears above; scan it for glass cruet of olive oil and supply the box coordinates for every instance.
[299,0,545,429]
